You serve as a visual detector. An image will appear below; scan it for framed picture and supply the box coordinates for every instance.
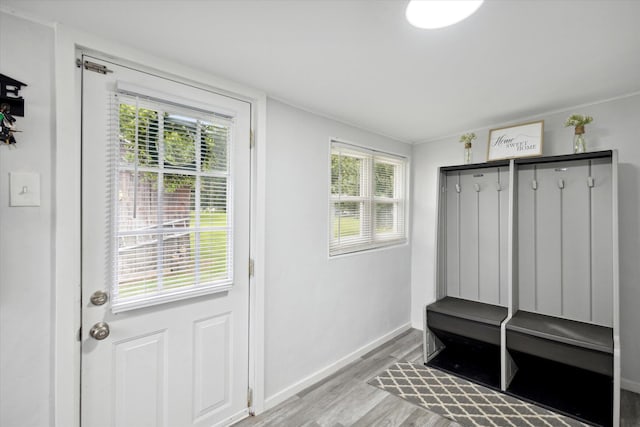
[487,120,544,161]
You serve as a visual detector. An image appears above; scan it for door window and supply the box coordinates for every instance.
[113,94,234,311]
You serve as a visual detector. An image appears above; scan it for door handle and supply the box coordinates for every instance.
[89,322,110,340]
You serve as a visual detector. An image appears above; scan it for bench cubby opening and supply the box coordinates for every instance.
[426,297,506,388]
[507,350,613,426]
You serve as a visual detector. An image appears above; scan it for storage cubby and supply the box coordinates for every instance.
[424,151,620,426]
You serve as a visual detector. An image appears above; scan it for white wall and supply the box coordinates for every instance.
[0,13,55,427]
[411,93,640,390]
[264,99,412,402]
[0,13,414,423]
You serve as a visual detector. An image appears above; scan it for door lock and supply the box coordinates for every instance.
[90,290,109,306]
[89,322,110,340]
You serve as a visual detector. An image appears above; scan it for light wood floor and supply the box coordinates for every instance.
[233,328,640,427]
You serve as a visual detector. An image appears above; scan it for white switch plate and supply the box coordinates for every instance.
[10,172,41,207]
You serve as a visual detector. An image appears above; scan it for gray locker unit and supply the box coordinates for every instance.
[425,160,510,389]
[424,151,620,426]
[505,151,619,426]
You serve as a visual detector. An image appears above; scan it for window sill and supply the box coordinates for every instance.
[328,239,408,259]
[111,281,233,313]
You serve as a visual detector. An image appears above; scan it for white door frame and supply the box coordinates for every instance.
[53,23,266,427]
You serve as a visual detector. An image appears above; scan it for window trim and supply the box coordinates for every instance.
[328,139,408,257]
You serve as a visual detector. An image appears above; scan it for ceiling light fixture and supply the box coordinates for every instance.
[406,0,484,29]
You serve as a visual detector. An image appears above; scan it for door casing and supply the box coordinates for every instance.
[52,34,266,427]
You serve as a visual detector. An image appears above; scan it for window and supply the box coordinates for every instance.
[330,141,407,256]
[112,93,234,311]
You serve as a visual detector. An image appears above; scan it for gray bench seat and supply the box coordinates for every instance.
[427,297,508,345]
[506,310,613,376]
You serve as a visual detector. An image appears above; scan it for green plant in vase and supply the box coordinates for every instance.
[459,132,476,164]
[564,114,593,154]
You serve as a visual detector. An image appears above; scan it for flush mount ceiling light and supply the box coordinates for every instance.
[406,0,484,29]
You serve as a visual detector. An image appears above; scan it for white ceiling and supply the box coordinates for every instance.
[3,0,640,143]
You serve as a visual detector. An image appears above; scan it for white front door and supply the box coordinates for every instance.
[81,55,251,427]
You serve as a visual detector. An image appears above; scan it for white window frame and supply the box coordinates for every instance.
[329,140,408,256]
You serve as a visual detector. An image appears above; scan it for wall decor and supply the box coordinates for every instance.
[487,120,543,161]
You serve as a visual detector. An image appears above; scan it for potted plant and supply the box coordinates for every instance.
[459,132,476,164]
[564,114,593,153]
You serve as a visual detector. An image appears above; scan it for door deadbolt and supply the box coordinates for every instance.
[90,290,109,306]
[89,322,110,340]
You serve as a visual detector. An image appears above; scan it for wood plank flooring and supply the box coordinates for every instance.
[622,388,640,427]
[233,328,640,427]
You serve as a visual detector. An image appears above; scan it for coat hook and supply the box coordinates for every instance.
[455,183,461,193]
[558,179,565,189]
[587,176,595,188]
[531,180,538,190]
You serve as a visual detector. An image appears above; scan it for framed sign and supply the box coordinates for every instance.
[487,120,544,161]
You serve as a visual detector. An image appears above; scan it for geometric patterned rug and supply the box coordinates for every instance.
[369,362,588,427]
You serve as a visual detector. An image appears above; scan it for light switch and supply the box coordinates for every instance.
[10,172,41,207]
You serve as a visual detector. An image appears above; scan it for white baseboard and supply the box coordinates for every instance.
[621,378,640,394]
[263,322,412,411]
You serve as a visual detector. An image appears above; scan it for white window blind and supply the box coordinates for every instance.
[111,92,234,312]
[330,141,407,256]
